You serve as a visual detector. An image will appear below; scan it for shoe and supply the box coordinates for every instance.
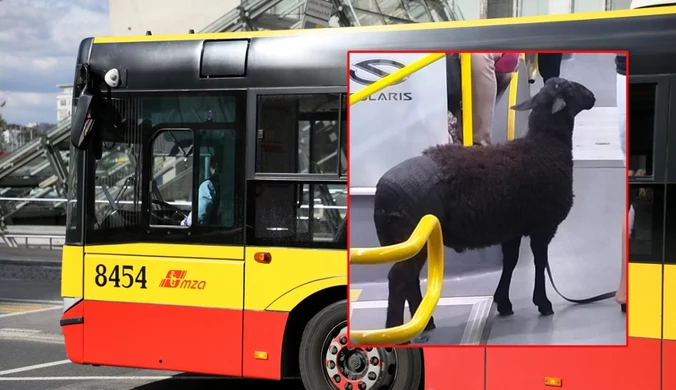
[621,303,626,313]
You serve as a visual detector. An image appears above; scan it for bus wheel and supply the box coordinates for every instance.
[299,300,423,390]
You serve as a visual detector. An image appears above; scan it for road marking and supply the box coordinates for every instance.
[0,304,54,313]
[0,305,60,318]
[0,328,64,344]
[0,376,231,381]
[0,298,62,305]
[0,360,71,376]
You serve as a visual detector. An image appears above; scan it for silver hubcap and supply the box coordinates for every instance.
[324,326,397,390]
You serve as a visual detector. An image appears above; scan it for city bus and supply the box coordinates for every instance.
[59,3,676,389]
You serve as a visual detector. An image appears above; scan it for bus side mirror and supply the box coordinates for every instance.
[71,89,98,150]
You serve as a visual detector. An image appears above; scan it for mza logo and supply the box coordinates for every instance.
[349,59,413,102]
[159,270,207,290]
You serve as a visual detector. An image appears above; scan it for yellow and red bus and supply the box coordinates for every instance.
[60,4,676,389]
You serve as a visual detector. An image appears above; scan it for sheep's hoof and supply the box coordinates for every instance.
[496,302,514,316]
[538,306,554,316]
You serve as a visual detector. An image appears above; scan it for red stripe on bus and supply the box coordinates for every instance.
[81,300,243,376]
[483,338,660,390]
[60,301,84,364]
[664,338,676,390]
[242,310,289,380]
[423,347,484,390]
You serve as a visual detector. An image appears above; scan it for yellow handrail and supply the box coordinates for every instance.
[349,52,446,106]
[460,53,473,146]
[349,214,444,345]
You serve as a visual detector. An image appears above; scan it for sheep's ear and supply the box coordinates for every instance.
[510,99,534,111]
[551,97,566,114]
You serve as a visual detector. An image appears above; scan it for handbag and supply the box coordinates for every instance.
[495,53,520,73]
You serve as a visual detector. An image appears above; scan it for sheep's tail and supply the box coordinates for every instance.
[373,207,417,247]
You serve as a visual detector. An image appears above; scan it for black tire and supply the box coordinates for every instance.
[298,299,424,390]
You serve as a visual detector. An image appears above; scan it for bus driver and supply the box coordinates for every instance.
[181,158,220,226]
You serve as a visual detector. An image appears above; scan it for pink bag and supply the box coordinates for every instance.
[494,53,520,73]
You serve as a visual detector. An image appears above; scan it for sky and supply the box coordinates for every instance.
[0,0,110,125]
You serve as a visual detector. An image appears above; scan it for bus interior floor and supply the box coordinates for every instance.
[349,166,626,346]
[349,256,626,346]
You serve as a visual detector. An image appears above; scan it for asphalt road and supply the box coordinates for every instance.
[0,279,306,390]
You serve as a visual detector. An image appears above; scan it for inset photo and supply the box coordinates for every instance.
[348,51,627,346]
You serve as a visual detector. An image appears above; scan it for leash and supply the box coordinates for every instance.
[545,262,617,304]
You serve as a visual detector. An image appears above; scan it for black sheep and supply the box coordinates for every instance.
[372,77,596,333]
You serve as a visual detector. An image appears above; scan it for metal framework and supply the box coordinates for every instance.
[199,0,463,32]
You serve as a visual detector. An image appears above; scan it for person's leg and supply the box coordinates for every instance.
[538,53,563,83]
[467,53,500,146]
[616,72,627,310]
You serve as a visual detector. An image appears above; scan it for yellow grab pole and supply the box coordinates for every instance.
[349,52,446,106]
[349,214,444,345]
[460,53,473,146]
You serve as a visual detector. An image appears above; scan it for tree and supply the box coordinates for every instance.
[0,101,6,129]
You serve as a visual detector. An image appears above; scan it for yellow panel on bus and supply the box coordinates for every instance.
[628,262,662,340]
[663,264,676,341]
[83,254,244,310]
[61,245,84,298]
[244,247,347,312]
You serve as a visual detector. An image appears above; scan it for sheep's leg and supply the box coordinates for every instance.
[375,206,436,332]
[403,244,436,331]
[385,261,410,329]
[494,236,522,316]
[530,233,555,316]
[384,249,436,331]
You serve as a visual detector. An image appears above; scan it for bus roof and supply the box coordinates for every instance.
[92,5,676,44]
[77,6,676,93]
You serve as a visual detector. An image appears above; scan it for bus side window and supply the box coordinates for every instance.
[256,93,343,174]
[247,181,347,248]
[340,94,347,177]
[628,83,656,176]
[249,92,347,249]
[149,129,194,227]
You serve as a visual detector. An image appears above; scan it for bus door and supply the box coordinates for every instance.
[79,93,248,376]
[654,73,676,390]
[241,89,348,379]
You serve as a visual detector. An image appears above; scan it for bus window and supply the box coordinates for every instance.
[143,95,237,124]
[628,183,664,264]
[88,98,144,239]
[249,91,347,249]
[149,129,194,227]
[340,94,347,177]
[256,93,344,174]
[628,83,657,176]
[65,146,82,243]
[247,181,347,249]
